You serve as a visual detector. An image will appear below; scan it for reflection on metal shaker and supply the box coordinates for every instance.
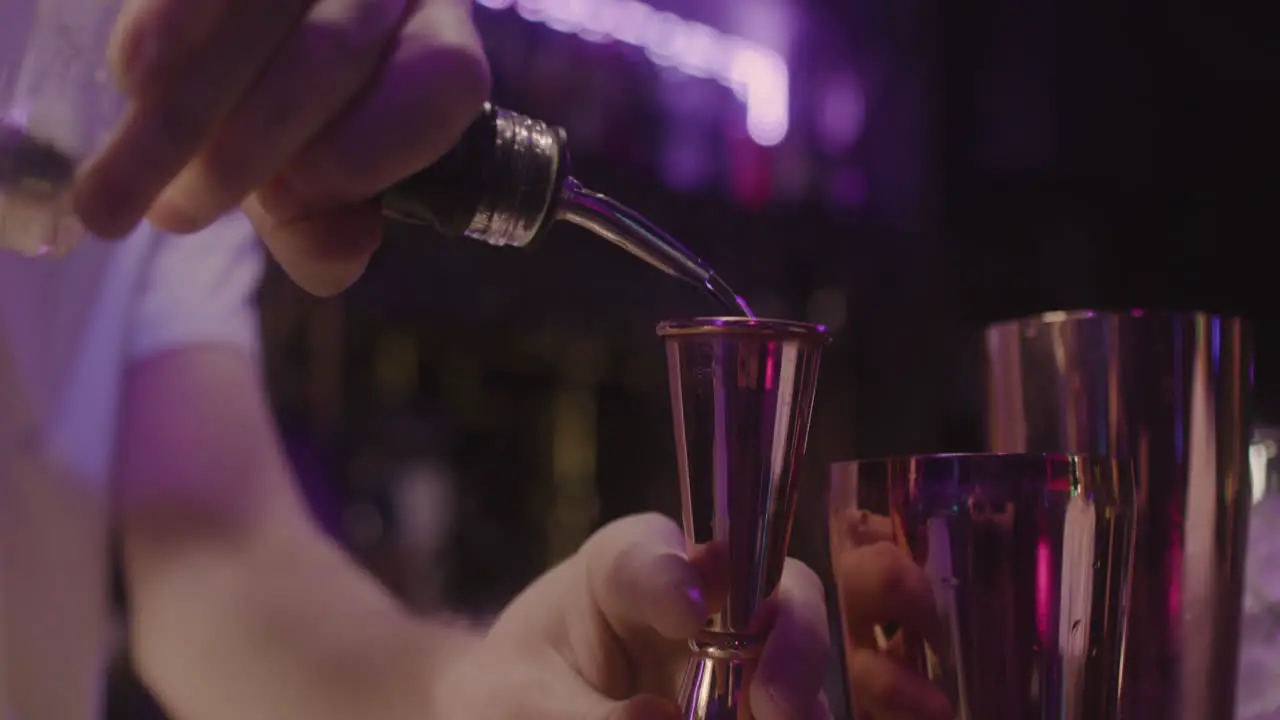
[829,453,1136,719]
[985,310,1253,720]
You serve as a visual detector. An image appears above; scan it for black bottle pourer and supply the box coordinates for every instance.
[379,103,572,249]
[377,103,750,314]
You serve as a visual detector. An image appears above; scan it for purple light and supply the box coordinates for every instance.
[476,0,790,146]
[1036,537,1051,642]
[816,74,866,154]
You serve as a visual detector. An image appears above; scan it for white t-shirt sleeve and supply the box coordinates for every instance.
[126,213,265,361]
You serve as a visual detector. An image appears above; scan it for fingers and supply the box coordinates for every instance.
[835,541,938,650]
[685,541,730,616]
[750,559,832,720]
[79,0,488,306]
[147,0,413,233]
[248,0,489,297]
[809,693,836,720]
[838,509,896,550]
[107,0,227,96]
[579,513,707,642]
[262,0,490,215]
[580,518,832,719]
[77,0,308,237]
[846,648,952,720]
[241,196,380,297]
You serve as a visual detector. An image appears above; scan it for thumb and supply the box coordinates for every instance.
[749,559,832,720]
[241,193,380,297]
[579,513,708,641]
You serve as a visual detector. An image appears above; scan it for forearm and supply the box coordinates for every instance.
[116,346,482,720]
[125,497,482,720]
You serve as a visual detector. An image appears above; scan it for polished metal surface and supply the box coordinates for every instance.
[985,310,1253,720]
[829,453,1136,719]
[463,107,563,248]
[379,104,566,248]
[660,317,829,720]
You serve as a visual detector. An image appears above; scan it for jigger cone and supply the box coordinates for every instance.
[659,317,829,720]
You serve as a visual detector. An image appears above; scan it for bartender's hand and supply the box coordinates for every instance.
[76,0,490,295]
[833,509,952,720]
[440,513,834,719]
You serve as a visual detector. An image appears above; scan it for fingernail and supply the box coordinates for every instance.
[108,16,160,95]
[676,578,709,628]
[650,552,707,637]
[681,578,705,611]
[127,32,161,90]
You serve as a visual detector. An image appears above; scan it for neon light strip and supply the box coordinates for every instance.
[475,0,790,146]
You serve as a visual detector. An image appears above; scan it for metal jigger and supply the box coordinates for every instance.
[658,317,829,720]
[829,453,1136,719]
[985,311,1253,720]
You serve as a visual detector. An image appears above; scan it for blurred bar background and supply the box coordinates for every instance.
[102,0,1278,716]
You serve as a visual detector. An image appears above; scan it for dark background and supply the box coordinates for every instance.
[106,0,1280,716]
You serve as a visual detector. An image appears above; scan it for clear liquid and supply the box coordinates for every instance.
[0,120,81,257]
[558,179,755,317]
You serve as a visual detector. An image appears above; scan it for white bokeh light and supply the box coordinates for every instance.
[476,0,790,146]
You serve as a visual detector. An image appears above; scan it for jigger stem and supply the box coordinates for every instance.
[679,651,755,720]
[658,318,829,720]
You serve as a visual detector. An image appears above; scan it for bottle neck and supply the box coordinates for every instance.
[463,108,568,248]
[380,105,570,249]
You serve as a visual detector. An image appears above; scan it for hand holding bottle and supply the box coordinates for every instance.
[832,509,953,720]
[75,0,491,294]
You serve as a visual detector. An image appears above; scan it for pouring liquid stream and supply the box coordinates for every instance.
[558,179,755,318]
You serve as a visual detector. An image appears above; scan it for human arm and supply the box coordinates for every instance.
[120,344,835,720]
[114,217,478,720]
[78,0,489,296]
[114,216,835,720]
[436,513,835,720]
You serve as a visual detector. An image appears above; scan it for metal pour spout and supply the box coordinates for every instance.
[378,104,752,316]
